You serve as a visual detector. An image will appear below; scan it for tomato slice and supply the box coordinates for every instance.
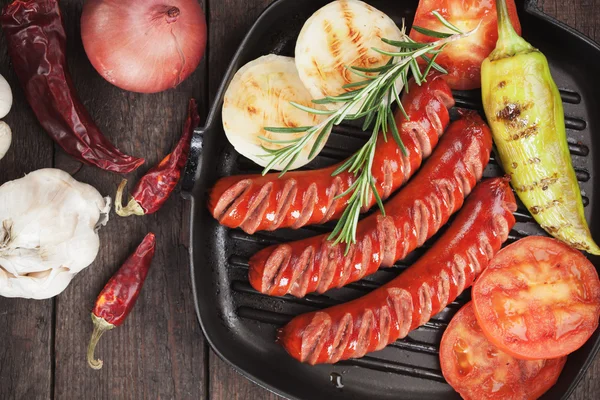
[409,0,522,90]
[472,236,600,360]
[440,302,566,400]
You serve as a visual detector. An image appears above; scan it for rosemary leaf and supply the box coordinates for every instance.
[308,121,333,159]
[420,54,448,74]
[371,47,416,57]
[289,101,336,115]
[388,111,408,157]
[370,178,385,215]
[258,136,302,144]
[344,66,377,80]
[342,80,371,89]
[432,11,462,34]
[381,38,428,49]
[351,64,395,73]
[422,44,447,77]
[392,84,408,120]
[412,25,453,38]
[263,126,312,133]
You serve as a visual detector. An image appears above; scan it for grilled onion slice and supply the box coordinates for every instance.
[222,54,332,170]
[295,0,403,110]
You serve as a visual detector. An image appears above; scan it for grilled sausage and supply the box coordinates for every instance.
[277,177,517,364]
[209,75,454,234]
[249,112,492,297]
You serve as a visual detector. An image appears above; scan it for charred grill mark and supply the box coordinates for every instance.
[292,183,318,228]
[360,236,373,279]
[492,213,511,241]
[466,246,481,275]
[429,193,443,232]
[435,88,455,108]
[316,241,340,293]
[455,169,472,197]
[496,102,522,121]
[399,221,411,260]
[301,312,331,364]
[409,122,433,158]
[312,57,326,81]
[325,21,342,60]
[452,254,467,294]
[241,183,274,234]
[376,306,391,351]
[322,176,343,223]
[355,309,375,358]
[437,270,450,314]
[339,243,356,288]
[479,234,495,261]
[438,179,456,212]
[290,247,315,297]
[414,200,429,246]
[463,139,484,181]
[382,160,394,200]
[514,173,559,193]
[262,245,292,293]
[417,283,433,326]
[387,287,413,339]
[213,179,252,221]
[508,124,538,141]
[426,102,443,137]
[330,313,353,363]
[399,148,411,183]
[529,199,562,215]
[379,216,397,267]
[270,179,297,230]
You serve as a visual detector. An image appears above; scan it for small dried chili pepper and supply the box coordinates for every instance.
[87,233,156,370]
[0,0,144,173]
[115,98,200,216]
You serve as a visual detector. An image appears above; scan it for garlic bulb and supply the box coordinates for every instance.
[0,121,12,160]
[0,169,110,299]
[0,74,12,119]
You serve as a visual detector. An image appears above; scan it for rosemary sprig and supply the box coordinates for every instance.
[260,14,477,250]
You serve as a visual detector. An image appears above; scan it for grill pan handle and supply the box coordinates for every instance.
[182,126,205,195]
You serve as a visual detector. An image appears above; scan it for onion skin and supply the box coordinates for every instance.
[81,0,207,93]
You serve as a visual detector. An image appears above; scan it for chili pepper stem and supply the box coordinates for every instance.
[490,0,534,61]
[87,313,115,370]
[115,179,145,217]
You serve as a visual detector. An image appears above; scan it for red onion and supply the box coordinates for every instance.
[81,0,207,94]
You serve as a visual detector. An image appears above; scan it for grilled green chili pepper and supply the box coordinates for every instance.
[481,0,600,254]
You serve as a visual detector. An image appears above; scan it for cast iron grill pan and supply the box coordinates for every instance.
[182,1,600,398]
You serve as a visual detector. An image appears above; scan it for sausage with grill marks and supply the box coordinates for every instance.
[208,75,454,234]
[249,112,491,297]
[277,177,517,364]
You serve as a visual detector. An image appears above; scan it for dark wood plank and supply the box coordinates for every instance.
[49,1,209,399]
[0,0,55,398]
[538,2,600,398]
[208,1,600,400]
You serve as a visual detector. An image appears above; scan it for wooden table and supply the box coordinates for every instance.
[0,0,599,399]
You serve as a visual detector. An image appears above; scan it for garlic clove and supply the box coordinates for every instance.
[0,74,12,119]
[0,121,11,160]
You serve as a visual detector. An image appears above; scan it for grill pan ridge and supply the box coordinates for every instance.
[182,1,600,399]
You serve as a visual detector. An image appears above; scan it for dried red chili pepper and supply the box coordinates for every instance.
[0,0,144,173]
[87,233,156,370]
[115,98,200,216]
